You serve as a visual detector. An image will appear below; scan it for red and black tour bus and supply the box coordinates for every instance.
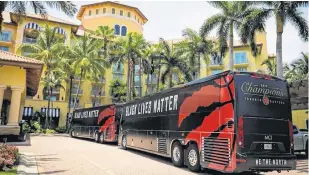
[70,103,123,144]
[118,71,296,173]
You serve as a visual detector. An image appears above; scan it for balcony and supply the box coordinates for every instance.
[91,90,105,97]
[234,58,249,67]
[0,36,11,43]
[23,37,37,44]
[134,81,141,87]
[44,88,60,94]
[71,89,83,95]
[0,31,12,43]
[209,60,224,69]
[92,77,106,84]
[69,103,83,109]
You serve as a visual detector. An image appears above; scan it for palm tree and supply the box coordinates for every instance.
[241,2,308,78]
[109,32,147,101]
[18,24,65,128]
[285,52,309,81]
[70,34,108,110]
[41,68,65,128]
[291,52,308,77]
[176,28,216,78]
[200,2,261,70]
[153,38,192,88]
[261,59,276,76]
[0,1,77,31]
[91,26,115,58]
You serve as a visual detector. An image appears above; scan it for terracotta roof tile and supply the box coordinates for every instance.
[0,50,44,65]
[9,11,79,26]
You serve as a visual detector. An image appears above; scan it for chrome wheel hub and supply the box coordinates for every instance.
[122,137,127,147]
[188,149,197,166]
[173,147,180,162]
[100,134,104,142]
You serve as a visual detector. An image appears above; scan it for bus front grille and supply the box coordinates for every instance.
[201,137,231,166]
[157,138,167,154]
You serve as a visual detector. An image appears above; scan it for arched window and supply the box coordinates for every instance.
[121,26,127,36]
[114,25,120,35]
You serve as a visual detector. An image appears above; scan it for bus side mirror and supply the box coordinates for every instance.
[293,130,298,134]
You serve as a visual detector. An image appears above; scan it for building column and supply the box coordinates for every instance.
[7,86,24,126]
[0,85,7,118]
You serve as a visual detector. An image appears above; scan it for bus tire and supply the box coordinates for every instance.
[171,141,184,167]
[186,143,200,172]
[94,132,100,143]
[99,132,105,144]
[121,135,127,150]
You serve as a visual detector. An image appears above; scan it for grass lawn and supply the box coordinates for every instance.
[0,167,17,175]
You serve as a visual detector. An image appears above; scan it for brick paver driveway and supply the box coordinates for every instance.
[18,135,308,175]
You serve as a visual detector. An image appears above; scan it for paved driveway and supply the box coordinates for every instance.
[17,135,308,175]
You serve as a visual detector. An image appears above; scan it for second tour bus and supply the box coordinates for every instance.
[70,104,123,143]
[118,71,296,173]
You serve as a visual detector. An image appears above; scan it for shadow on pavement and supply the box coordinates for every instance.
[39,170,68,175]
[71,136,119,146]
[123,148,308,175]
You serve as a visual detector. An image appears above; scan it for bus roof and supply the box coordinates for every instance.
[126,70,285,105]
[73,103,124,113]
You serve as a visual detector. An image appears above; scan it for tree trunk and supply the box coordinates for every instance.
[228,23,234,70]
[169,72,173,88]
[132,61,136,98]
[198,53,201,79]
[139,58,142,98]
[126,58,131,102]
[66,75,73,132]
[46,87,51,129]
[156,59,161,92]
[73,70,83,111]
[276,16,284,78]
[145,73,150,95]
[49,88,53,129]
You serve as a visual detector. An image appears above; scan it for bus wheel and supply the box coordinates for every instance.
[121,135,127,150]
[94,132,100,143]
[186,143,200,172]
[171,141,184,167]
[99,133,105,144]
[70,129,75,138]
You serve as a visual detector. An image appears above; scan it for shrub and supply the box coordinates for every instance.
[45,129,56,134]
[22,123,31,133]
[0,144,20,170]
[55,126,66,133]
[33,121,41,131]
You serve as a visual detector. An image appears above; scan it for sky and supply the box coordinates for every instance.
[10,1,309,63]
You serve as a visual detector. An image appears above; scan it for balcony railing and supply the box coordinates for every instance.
[92,78,106,83]
[91,90,105,96]
[234,58,248,65]
[210,60,223,65]
[23,37,37,44]
[71,89,83,95]
[0,36,11,42]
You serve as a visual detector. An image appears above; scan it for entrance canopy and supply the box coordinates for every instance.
[0,50,44,96]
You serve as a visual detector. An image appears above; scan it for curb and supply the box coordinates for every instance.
[30,133,69,137]
[17,152,39,175]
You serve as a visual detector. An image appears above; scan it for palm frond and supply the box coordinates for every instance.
[200,14,226,37]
